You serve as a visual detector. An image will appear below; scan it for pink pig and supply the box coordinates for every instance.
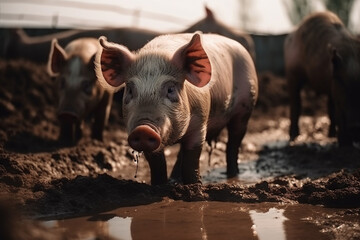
[95,32,258,185]
[48,38,113,144]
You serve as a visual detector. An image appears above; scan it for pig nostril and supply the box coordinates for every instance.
[128,125,161,152]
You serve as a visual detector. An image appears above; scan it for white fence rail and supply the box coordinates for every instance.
[0,0,192,29]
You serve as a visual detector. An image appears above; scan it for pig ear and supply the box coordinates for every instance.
[205,6,215,19]
[95,36,134,91]
[47,38,67,77]
[172,32,212,88]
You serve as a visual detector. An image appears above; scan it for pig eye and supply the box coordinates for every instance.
[82,80,94,95]
[124,85,135,104]
[165,83,179,102]
[168,86,175,94]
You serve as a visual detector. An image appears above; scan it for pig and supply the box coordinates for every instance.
[47,38,113,144]
[183,7,256,61]
[95,32,258,185]
[284,11,360,146]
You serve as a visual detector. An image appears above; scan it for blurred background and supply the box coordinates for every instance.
[0,0,359,34]
[1,0,360,85]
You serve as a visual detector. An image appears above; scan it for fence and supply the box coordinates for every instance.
[0,0,191,29]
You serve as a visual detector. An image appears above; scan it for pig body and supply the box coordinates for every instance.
[96,32,258,185]
[284,11,360,146]
[48,38,113,144]
[183,7,256,61]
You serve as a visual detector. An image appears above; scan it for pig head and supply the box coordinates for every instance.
[47,38,113,144]
[284,11,360,146]
[96,32,258,185]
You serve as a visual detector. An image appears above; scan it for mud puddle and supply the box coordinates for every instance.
[40,199,358,240]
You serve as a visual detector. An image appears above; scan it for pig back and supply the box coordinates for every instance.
[186,34,258,134]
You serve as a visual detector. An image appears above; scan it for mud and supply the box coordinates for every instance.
[40,200,360,240]
[0,59,359,240]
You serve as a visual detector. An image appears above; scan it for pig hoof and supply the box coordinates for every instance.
[289,134,298,142]
[168,178,182,185]
[226,173,238,178]
[91,132,103,141]
[289,128,299,141]
[226,169,239,178]
[128,125,161,152]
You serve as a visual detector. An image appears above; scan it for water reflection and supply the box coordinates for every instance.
[109,217,132,240]
[43,201,331,240]
[250,208,287,240]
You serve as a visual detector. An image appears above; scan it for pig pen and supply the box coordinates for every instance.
[0,59,360,239]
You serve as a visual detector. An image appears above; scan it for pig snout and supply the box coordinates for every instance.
[128,125,161,152]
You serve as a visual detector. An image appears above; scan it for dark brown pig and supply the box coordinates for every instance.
[47,38,113,144]
[95,32,258,185]
[183,7,256,61]
[284,11,360,146]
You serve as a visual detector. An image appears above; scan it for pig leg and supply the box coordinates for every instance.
[75,123,82,141]
[226,111,250,177]
[327,95,336,137]
[287,73,304,141]
[59,122,72,141]
[59,121,82,145]
[170,144,202,184]
[144,151,167,185]
[91,91,113,141]
[169,150,183,183]
[180,145,202,184]
[336,112,352,147]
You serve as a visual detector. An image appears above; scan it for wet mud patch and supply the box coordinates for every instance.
[1,60,360,239]
[19,168,360,218]
[40,201,356,240]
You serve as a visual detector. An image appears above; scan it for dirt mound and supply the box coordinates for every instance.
[18,169,360,218]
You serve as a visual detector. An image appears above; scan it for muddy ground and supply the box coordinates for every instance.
[0,59,360,239]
